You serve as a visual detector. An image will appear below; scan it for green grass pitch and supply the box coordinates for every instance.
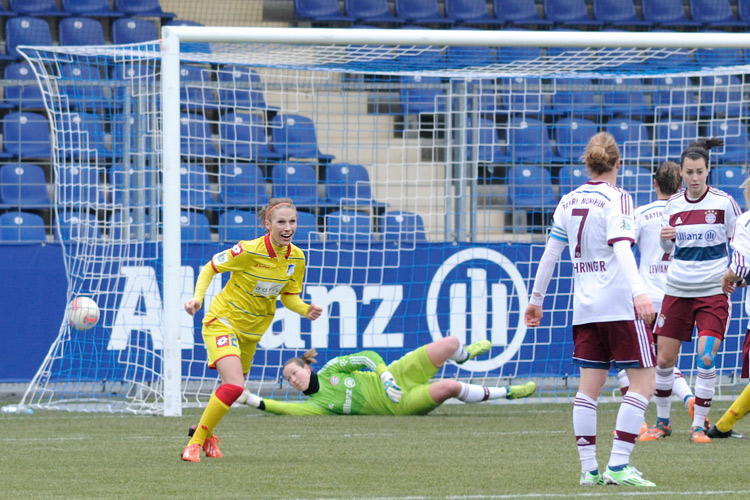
[3,401,750,499]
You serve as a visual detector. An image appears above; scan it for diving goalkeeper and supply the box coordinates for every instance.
[235,336,535,416]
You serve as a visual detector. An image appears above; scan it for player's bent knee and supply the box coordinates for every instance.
[696,336,717,369]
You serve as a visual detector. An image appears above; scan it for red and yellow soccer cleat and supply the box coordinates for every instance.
[182,443,202,462]
[203,434,222,458]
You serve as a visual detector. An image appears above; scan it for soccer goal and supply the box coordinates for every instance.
[15,27,750,415]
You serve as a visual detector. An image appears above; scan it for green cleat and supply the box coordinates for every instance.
[602,465,656,487]
[507,381,536,400]
[579,470,604,486]
[456,340,492,364]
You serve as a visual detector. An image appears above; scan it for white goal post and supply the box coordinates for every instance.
[15,26,750,416]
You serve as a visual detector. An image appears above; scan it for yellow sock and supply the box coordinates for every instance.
[716,383,750,432]
[188,392,231,446]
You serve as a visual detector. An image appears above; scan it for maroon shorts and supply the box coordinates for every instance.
[654,294,729,342]
[572,319,656,370]
[742,329,750,379]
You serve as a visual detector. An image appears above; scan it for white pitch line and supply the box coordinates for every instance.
[287,491,750,500]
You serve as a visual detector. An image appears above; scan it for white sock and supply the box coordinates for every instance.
[457,382,507,402]
[617,369,630,395]
[693,367,716,428]
[450,345,468,363]
[609,392,649,468]
[672,368,693,405]
[654,366,674,421]
[573,392,598,473]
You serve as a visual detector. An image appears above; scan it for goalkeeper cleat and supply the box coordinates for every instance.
[638,421,672,441]
[690,426,712,443]
[181,443,201,463]
[687,397,711,431]
[579,470,604,486]
[707,424,745,439]
[456,340,492,364]
[602,465,656,487]
[203,434,222,458]
[507,381,536,400]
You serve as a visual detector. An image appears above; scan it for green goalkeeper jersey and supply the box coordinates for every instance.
[263,351,396,416]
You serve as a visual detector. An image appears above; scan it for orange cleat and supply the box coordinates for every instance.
[182,443,201,462]
[639,422,649,436]
[687,397,711,431]
[638,421,672,441]
[690,426,712,443]
[203,434,222,458]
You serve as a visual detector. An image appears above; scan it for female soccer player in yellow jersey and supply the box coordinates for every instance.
[182,197,323,463]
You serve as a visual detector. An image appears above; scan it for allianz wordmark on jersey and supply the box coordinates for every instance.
[107,247,529,371]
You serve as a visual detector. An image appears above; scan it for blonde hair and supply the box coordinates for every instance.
[741,175,750,209]
[282,348,318,370]
[582,132,620,176]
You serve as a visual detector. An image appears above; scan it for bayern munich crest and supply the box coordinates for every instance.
[705,210,717,224]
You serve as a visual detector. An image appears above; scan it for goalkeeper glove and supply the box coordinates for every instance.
[380,370,403,404]
[237,389,265,410]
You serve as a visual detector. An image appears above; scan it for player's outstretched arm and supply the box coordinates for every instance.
[237,390,329,415]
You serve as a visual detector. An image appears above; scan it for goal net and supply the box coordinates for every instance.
[16,28,750,414]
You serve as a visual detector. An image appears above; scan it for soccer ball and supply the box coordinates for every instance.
[68,296,100,331]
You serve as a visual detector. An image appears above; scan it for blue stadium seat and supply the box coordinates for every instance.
[641,0,701,26]
[710,119,750,164]
[619,166,653,207]
[269,114,335,164]
[180,64,218,111]
[180,211,212,242]
[499,77,545,117]
[496,43,543,64]
[651,76,700,120]
[180,112,219,158]
[689,0,747,27]
[218,112,283,162]
[550,77,599,118]
[110,163,158,205]
[553,116,600,164]
[57,164,105,207]
[216,65,279,114]
[654,121,699,161]
[60,63,109,111]
[505,116,566,164]
[6,17,54,60]
[325,209,372,241]
[382,210,427,242]
[2,111,51,159]
[59,17,106,45]
[695,42,745,69]
[599,77,653,120]
[57,211,102,241]
[114,0,175,20]
[57,112,109,159]
[110,63,159,104]
[110,113,161,159]
[217,162,268,209]
[0,163,50,209]
[394,0,454,25]
[493,0,553,25]
[446,44,497,68]
[112,17,158,45]
[606,117,653,165]
[543,0,602,26]
[506,165,558,209]
[699,75,747,119]
[9,0,68,16]
[592,0,652,26]
[294,210,322,242]
[0,211,46,242]
[271,162,328,209]
[741,0,750,24]
[399,75,448,118]
[180,163,218,209]
[326,163,386,208]
[218,210,263,243]
[3,63,45,109]
[61,0,123,17]
[345,0,405,24]
[711,166,747,207]
[467,117,505,164]
[294,0,354,22]
[557,164,589,192]
[108,210,154,241]
[445,0,504,25]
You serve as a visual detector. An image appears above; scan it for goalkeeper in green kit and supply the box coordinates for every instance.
[238,336,536,415]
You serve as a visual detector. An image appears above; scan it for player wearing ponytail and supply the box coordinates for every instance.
[182,197,323,462]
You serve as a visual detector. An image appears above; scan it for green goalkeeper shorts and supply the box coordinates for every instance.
[388,345,441,416]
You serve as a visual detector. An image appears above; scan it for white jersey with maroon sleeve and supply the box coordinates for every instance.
[728,211,750,331]
[661,187,741,297]
[549,181,637,325]
[635,200,671,312]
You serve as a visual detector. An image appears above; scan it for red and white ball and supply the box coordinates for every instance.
[68,296,100,331]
